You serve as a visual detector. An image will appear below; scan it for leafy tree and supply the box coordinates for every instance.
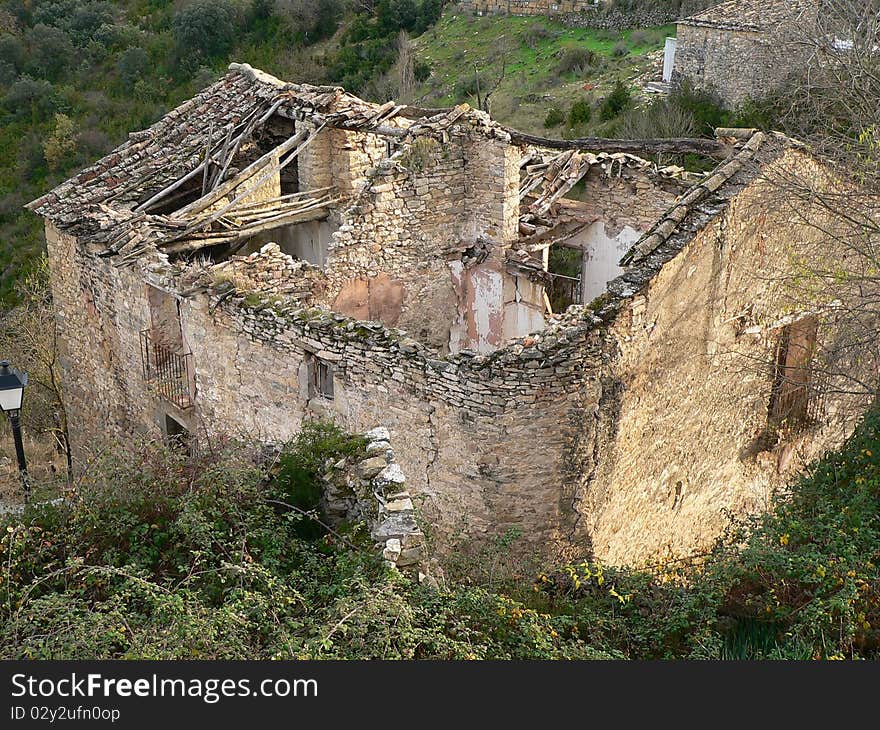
[3,76,57,121]
[0,34,25,72]
[173,0,239,63]
[25,24,75,82]
[66,1,116,47]
[274,0,343,40]
[42,112,77,171]
[116,47,149,87]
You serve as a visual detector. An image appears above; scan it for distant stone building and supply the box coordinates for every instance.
[671,0,815,108]
[26,64,871,567]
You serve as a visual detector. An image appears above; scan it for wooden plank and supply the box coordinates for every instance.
[170,123,326,240]
[173,126,309,220]
[504,128,729,157]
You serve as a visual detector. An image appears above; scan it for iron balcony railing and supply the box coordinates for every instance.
[139,329,193,410]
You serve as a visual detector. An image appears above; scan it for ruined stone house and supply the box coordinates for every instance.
[669,0,816,108]
[26,64,870,567]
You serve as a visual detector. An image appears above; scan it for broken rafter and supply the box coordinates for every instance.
[167,123,325,243]
[160,197,338,255]
[133,103,267,214]
[171,123,319,228]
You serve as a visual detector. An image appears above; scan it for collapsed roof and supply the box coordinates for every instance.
[26,63,784,306]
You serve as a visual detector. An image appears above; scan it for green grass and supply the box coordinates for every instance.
[412,11,674,134]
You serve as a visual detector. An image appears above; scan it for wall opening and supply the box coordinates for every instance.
[164,413,192,452]
[768,316,819,433]
[546,244,583,312]
[147,285,183,352]
[142,286,192,409]
[306,353,335,400]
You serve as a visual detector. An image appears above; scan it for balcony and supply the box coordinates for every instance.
[139,329,193,410]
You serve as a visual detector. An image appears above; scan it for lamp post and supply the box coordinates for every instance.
[0,360,29,500]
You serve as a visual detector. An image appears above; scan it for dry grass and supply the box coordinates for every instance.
[0,432,67,504]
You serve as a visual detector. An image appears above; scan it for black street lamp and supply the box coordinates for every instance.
[0,360,29,500]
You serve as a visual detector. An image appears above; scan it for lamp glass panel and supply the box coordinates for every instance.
[0,385,23,412]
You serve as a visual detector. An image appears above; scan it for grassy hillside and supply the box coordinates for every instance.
[412,12,673,134]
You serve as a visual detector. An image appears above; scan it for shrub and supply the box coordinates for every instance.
[25,24,75,82]
[453,75,479,102]
[568,98,592,126]
[557,46,595,76]
[667,80,732,135]
[3,76,58,121]
[414,59,431,83]
[521,22,554,50]
[617,97,697,139]
[543,106,565,128]
[611,40,629,57]
[629,29,649,46]
[599,79,631,121]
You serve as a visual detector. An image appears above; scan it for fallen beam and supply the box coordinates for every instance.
[504,129,730,158]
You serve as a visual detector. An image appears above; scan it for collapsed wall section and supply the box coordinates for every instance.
[322,123,522,354]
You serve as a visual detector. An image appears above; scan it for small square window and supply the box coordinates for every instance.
[308,354,334,400]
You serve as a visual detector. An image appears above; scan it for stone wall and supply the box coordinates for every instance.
[673,23,797,108]
[178,285,608,558]
[42,122,876,570]
[460,0,600,16]
[323,426,431,579]
[581,148,872,565]
[458,0,683,28]
[320,122,522,354]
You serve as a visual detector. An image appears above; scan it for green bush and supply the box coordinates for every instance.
[556,46,595,76]
[543,106,565,128]
[116,47,150,86]
[600,79,631,121]
[667,80,732,135]
[3,406,880,659]
[568,98,592,126]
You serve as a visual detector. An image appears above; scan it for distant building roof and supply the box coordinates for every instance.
[679,0,811,33]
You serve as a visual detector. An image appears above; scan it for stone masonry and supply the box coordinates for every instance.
[27,64,874,568]
[673,0,815,108]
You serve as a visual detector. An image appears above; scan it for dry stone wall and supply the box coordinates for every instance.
[320,123,521,353]
[323,426,431,578]
[178,282,610,557]
[460,0,600,15]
